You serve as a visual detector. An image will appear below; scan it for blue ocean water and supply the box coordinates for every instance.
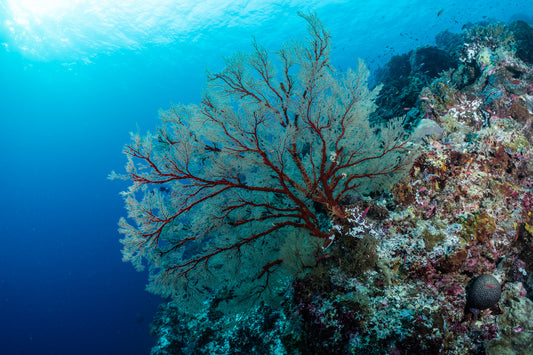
[0,1,530,354]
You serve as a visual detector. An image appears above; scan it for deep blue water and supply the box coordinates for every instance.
[0,1,531,354]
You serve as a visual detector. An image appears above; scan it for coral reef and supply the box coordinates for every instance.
[112,13,413,314]
[485,282,533,354]
[371,45,457,124]
[149,20,533,354]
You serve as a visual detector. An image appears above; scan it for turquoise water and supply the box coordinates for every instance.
[0,1,531,354]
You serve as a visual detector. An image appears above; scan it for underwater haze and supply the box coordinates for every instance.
[0,0,531,354]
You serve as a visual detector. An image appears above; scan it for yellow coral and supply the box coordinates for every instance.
[525,223,533,236]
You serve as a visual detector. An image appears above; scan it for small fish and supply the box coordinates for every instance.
[360,206,371,219]
[426,205,436,218]
[420,96,430,101]
[322,235,335,250]
[437,9,444,17]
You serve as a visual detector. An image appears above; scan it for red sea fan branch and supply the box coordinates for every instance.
[113,12,415,305]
